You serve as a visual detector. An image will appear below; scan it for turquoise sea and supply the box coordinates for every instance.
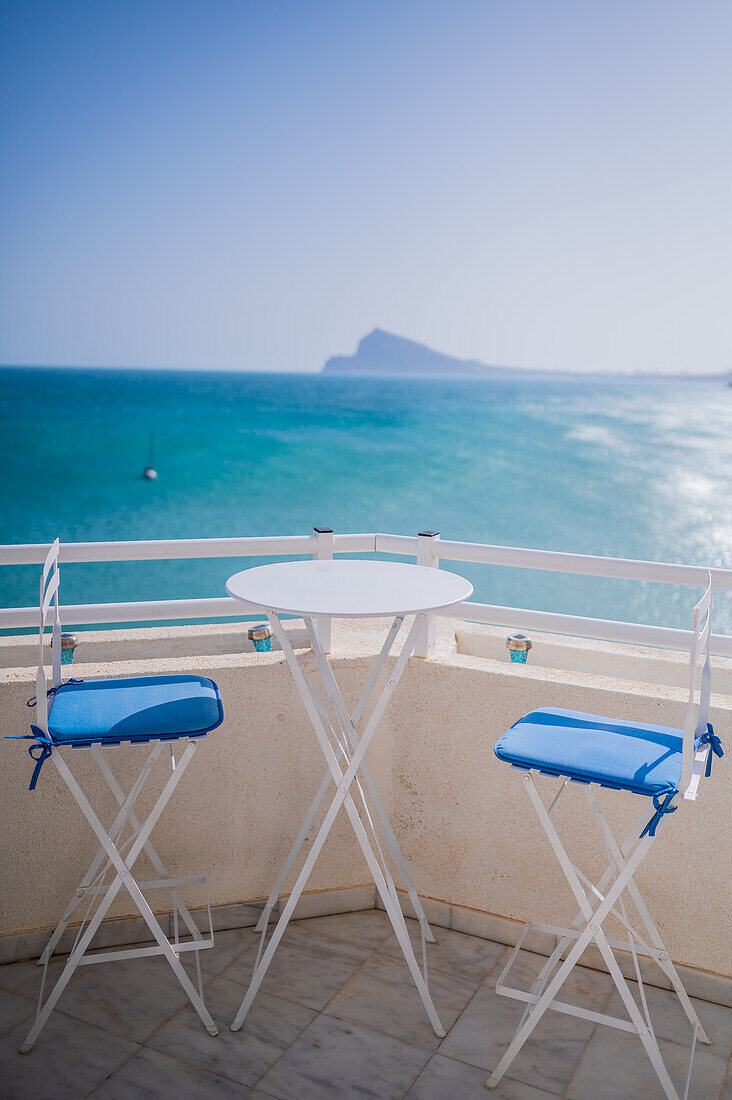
[1,366,730,634]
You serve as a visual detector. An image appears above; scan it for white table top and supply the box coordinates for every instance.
[226,559,473,618]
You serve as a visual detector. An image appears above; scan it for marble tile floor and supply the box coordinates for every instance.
[0,911,730,1100]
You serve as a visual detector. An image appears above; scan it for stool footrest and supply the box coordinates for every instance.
[78,933,214,966]
[80,873,207,899]
[522,918,668,963]
[496,976,638,1034]
[496,918,643,1035]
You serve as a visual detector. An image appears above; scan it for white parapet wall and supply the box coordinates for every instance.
[0,617,730,977]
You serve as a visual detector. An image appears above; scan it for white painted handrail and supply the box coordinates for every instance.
[3,596,729,658]
[1,530,730,655]
[0,597,247,630]
[440,601,732,659]
[0,534,313,566]
[374,533,732,591]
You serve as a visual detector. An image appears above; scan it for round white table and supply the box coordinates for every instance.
[226,558,474,618]
[226,559,473,1038]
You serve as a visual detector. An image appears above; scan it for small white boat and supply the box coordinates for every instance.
[142,429,157,480]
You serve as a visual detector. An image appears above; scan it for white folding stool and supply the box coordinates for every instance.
[487,575,723,1100]
[6,540,224,1053]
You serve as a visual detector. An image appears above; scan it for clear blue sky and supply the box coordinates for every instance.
[1,1,730,374]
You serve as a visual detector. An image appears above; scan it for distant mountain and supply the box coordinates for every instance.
[322,328,731,381]
[322,329,522,377]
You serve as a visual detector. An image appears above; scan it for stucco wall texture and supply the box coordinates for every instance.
[1,618,730,977]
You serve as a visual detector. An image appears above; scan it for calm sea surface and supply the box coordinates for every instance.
[1,367,730,634]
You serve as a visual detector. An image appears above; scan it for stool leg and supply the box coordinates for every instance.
[20,743,218,1053]
[37,743,164,966]
[486,775,678,1100]
[585,786,711,1045]
[92,745,209,956]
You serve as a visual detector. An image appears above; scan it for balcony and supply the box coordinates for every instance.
[1,531,730,1098]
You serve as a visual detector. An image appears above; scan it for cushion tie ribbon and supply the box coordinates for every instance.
[4,725,54,790]
[640,791,677,839]
[698,723,723,777]
[26,679,84,708]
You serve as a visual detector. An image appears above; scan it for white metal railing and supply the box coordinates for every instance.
[1,530,731,658]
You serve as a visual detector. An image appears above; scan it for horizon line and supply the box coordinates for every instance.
[0,361,729,381]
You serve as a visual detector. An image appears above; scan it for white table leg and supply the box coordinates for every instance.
[255,614,436,943]
[304,616,436,976]
[231,611,445,1037]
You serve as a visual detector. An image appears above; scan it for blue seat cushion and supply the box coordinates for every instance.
[494,707,684,797]
[47,675,223,747]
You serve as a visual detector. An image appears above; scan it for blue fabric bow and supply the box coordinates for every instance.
[698,723,723,777]
[4,725,54,790]
[640,791,677,839]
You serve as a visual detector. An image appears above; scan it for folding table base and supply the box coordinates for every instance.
[231,611,445,1037]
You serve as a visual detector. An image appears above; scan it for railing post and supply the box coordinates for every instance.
[415,530,440,657]
[313,526,334,653]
